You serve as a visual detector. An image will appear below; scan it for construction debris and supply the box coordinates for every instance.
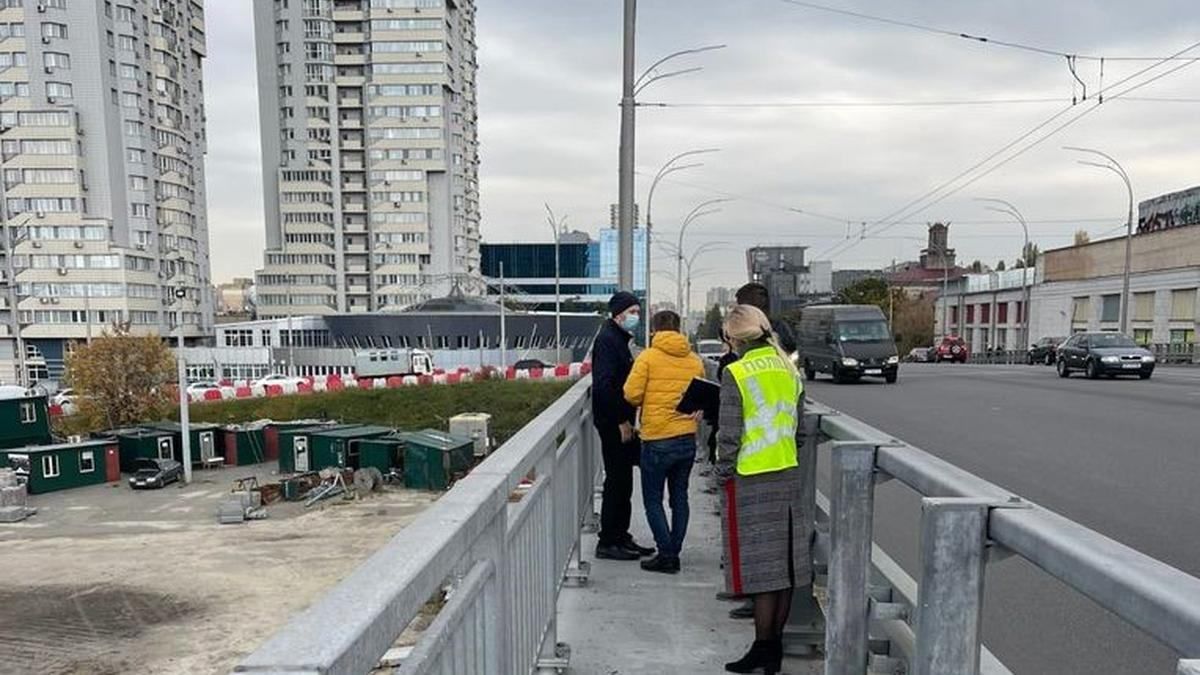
[304,471,349,508]
[0,469,33,521]
[353,467,385,494]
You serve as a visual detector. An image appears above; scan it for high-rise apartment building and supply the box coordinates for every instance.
[0,0,211,383]
[252,0,480,318]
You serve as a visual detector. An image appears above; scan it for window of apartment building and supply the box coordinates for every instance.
[371,62,445,76]
[115,4,135,22]
[305,41,333,61]
[129,175,147,190]
[79,451,96,474]
[1170,289,1196,321]
[121,92,140,108]
[1133,329,1153,346]
[370,18,442,31]
[0,82,29,99]
[261,330,272,347]
[41,23,69,40]
[368,84,441,97]
[7,197,76,213]
[1133,292,1155,322]
[0,23,25,39]
[1171,329,1196,345]
[1100,294,1120,323]
[367,105,441,119]
[996,302,1008,324]
[42,52,71,71]
[372,41,444,53]
[372,190,425,203]
[1071,296,1090,323]
[8,168,75,184]
[980,303,991,324]
[367,127,442,141]
[303,19,333,39]
[117,34,137,51]
[369,169,424,183]
[131,202,150,217]
[0,52,27,69]
[370,212,425,224]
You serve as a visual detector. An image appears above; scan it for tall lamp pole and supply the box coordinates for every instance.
[616,2,723,289]
[643,148,719,341]
[1064,146,1135,334]
[976,198,1032,350]
[544,204,567,365]
[675,198,729,313]
[173,286,192,485]
[2,215,30,386]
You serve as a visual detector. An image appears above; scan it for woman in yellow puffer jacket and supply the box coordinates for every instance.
[623,310,706,574]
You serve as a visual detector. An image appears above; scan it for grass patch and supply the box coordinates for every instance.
[183,379,575,444]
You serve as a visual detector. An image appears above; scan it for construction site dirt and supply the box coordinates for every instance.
[0,466,438,674]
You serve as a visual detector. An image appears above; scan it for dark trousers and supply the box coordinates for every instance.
[640,435,696,558]
[597,423,638,546]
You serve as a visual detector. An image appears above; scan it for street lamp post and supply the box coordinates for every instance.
[173,286,193,485]
[2,216,29,386]
[616,1,723,289]
[544,205,568,365]
[1064,146,1135,334]
[643,148,719,342]
[681,242,727,325]
[675,199,730,313]
[976,198,1032,350]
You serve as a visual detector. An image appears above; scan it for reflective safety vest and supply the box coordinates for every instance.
[727,346,802,476]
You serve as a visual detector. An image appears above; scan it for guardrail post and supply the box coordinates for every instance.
[825,442,876,675]
[1179,660,1200,675]
[785,412,825,656]
[913,498,990,675]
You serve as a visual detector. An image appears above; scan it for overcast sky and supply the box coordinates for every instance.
[203,1,1200,303]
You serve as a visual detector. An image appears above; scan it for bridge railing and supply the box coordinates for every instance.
[233,377,598,675]
[811,402,1200,674]
[1147,342,1198,364]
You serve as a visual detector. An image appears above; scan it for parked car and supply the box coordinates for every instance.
[186,381,222,395]
[797,305,899,384]
[1056,333,1155,380]
[51,388,75,406]
[906,347,934,363]
[128,458,184,489]
[696,339,726,364]
[251,373,306,388]
[1027,336,1066,365]
[512,358,551,371]
[934,336,969,363]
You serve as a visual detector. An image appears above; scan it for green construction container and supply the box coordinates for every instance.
[222,424,269,467]
[357,437,406,475]
[309,425,393,471]
[145,422,224,466]
[103,427,177,473]
[0,440,119,494]
[0,395,52,450]
[400,429,475,491]
[276,423,341,474]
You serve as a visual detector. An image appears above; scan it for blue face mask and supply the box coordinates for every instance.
[620,313,640,332]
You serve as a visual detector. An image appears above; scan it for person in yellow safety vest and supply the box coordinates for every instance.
[716,304,812,675]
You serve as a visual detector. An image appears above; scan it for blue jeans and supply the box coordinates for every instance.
[640,435,696,559]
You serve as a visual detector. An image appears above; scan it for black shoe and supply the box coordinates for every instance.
[725,639,781,674]
[729,600,754,619]
[715,591,745,602]
[640,554,680,574]
[595,543,640,561]
[621,539,655,557]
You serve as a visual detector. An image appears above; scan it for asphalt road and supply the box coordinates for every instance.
[807,362,1200,675]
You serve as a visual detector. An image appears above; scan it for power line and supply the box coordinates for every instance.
[776,0,1200,62]
[639,96,1200,109]
[632,171,852,224]
[817,38,1200,261]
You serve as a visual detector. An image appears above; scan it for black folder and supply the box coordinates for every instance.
[676,377,721,420]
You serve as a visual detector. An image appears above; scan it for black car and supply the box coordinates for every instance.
[512,358,551,371]
[1028,336,1066,365]
[1056,333,1155,380]
[129,458,184,489]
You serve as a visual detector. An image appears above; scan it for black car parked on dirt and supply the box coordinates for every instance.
[1056,333,1156,380]
[128,458,184,489]
[1028,336,1066,365]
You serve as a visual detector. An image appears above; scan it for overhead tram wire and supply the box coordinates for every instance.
[815,38,1200,262]
[639,97,1200,109]
[631,171,852,224]
[775,0,1200,62]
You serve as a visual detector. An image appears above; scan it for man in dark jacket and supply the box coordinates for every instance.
[735,283,798,355]
[591,291,654,561]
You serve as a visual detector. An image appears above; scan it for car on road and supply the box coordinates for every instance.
[1028,336,1066,365]
[128,458,184,489]
[1056,333,1155,380]
[934,335,969,363]
[797,304,899,384]
[696,339,726,364]
[251,373,306,388]
[512,358,551,371]
[186,381,222,396]
[905,347,934,363]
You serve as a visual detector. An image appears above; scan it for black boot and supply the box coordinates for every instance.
[725,640,780,674]
[595,542,639,561]
[640,554,680,574]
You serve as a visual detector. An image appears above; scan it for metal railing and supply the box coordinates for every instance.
[234,377,598,674]
[810,402,1200,674]
[1148,342,1198,365]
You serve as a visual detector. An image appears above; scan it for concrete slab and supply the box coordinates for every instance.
[559,467,823,674]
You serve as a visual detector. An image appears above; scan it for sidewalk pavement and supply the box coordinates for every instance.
[558,465,823,674]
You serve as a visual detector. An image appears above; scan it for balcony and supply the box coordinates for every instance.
[334,53,366,67]
[334,31,365,44]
